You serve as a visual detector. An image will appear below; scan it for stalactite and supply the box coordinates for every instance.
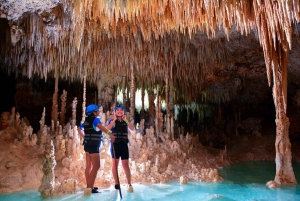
[105,85,115,111]
[155,85,161,137]
[81,76,86,124]
[129,64,135,122]
[122,76,126,107]
[141,83,145,119]
[1,0,300,187]
[2,1,299,91]
[250,0,297,186]
[158,96,164,134]
[169,67,175,140]
[126,81,130,111]
[165,73,170,135]
[73,0,85,52]
[97,79,104,107]
[270,40,296,186]
[148,87,155,127]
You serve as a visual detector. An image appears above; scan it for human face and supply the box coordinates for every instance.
[96,109,101,115]
[115,108,124,117]
[93,109,101,116]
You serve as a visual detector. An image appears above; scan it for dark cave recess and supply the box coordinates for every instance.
[1,71,300,148]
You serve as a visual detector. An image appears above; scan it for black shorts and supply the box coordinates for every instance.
[84,144,100,154]
[110,141,129,160]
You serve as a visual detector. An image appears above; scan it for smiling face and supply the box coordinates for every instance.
[115,108,124,117]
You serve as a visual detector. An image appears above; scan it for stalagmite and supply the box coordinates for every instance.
[251,1,297,186]
[38,140,56,198]
[71,98,78,128]
[51,76,59,130]
[267,41,296,186]
[60,90,67,125]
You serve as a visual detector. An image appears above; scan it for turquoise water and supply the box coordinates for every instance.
[1,161,300,201]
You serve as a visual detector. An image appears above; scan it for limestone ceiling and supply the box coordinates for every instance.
[0,0,300,104]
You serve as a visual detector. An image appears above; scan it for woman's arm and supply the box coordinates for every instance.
[106,119,115,130]
[122,115,135,131]
[97,123,115,142]
[77,127,85,138]
[126,121,135,131]
[107,113,117,130]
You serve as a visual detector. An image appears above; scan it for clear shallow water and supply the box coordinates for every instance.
[1,161,300,201]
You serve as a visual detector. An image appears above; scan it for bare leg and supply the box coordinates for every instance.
[85,152,92,187]
[112,158,120,185]
[87,153,100,188]
[121,159,131,184]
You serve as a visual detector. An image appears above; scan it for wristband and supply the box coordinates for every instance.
[125,120,129,124]
[106,130,111,135]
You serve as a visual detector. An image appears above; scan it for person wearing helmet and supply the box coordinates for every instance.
[106,104,135,193]
[78,104,115,193]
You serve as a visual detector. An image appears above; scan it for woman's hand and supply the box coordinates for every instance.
[110,133,116,142]
[113,113,117,122]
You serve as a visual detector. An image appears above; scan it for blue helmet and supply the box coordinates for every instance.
[114,104,124,112]
[86,104,99,115]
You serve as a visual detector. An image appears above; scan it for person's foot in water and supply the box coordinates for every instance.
[92,188,99,193]
[127,184,133,193]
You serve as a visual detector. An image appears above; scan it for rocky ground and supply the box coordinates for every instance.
[1,115,300,195]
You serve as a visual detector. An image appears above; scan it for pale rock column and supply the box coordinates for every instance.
[38,140,57,198]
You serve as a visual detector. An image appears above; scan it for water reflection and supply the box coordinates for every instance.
[1,161,300,201]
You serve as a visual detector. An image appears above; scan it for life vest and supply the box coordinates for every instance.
[112,120,128,143]
[83,116,102,146]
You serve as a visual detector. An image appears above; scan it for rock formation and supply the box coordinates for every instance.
[1,0,300,195]
[0,107,226,196]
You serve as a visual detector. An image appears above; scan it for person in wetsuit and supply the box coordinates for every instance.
[106,104,135,193]
[78,104,115,193]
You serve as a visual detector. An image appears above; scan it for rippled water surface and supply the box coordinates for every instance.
[1,161,300,201]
